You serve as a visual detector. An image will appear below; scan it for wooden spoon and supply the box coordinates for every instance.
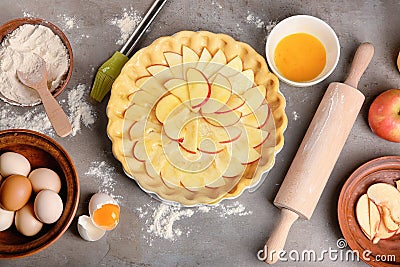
[17,56,72,137]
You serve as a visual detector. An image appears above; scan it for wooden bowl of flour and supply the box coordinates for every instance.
[0,18,74,106]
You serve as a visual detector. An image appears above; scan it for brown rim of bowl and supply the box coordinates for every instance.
[0,17,74,106]
[0,129,80,258]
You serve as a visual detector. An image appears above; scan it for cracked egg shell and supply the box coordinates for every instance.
[77,215,106,242]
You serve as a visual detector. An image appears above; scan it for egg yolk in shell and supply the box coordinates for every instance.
[92,203,120,230]
[274,32,326,82]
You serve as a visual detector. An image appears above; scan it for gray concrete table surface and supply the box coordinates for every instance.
[1,0,399,266]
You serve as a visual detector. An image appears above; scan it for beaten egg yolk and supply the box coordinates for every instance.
[274,33,326,82]
[92,204,120,230]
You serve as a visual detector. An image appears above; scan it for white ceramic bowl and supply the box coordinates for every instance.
[266,15,340,87]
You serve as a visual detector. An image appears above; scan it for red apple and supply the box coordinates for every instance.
[368,89,400,142]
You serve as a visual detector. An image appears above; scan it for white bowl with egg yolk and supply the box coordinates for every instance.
[266,15,340,87]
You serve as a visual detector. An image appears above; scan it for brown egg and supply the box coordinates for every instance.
[0,175,32,211]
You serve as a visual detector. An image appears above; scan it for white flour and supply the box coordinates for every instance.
[0,83,95,137]
[22,11,37,18]
[109,8,142,45]
[246,13,265,29]
[0,24,70,105]
[85,161,123,204]
[293,111,300,121]
[265,20,277,35]
[246,12,277,35]
[68,84,95,136]
[138,200,253,245]
[211,1,223,9]
[57,14,77,31]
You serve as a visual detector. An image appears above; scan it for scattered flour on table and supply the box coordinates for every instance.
[211,1,223,9]
[265,20,277,35]
[109,8,142,45]
[137,200,253,245]
[57,14,77,31]
[246,12,265,29]
[0,84,95,136]
[245,12,277,36]
[22,11,37,18]
[67,84,96,136]
[85,161,123,204]
[292,111,300,121]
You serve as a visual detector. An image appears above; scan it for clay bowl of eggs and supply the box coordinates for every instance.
[0,129,79,258]
[0,17,73,106]
[266,15,340,87]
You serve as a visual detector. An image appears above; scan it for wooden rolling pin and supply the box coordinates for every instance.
[264,43,374,264]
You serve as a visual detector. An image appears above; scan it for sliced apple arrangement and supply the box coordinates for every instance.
[356,181,400,244]
[121,45,274,195]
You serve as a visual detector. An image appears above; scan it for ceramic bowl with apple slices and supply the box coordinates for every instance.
[338,156,400,267]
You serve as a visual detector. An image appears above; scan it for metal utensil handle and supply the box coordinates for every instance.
[120,0,167,57]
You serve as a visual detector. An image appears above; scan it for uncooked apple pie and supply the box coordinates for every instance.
[107,31,287,205]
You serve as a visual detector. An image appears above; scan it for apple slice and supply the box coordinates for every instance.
[160,162,182,188]
[244,125,269,148]
[136,76,166,97]
[215,125,242,144]
[206,176,226,188]
[164,52,183,79]
[145,146,167,178]
[203,164,224,188]
[202,49,227,78]
[124,156,144,174]
[369,198,381,241]
[215,149,245,178]
[128,120,161,142]
[163,105,192,141]
[182,46,199,79]
[124,104,151,122]
[155,94,183,124]
[121,136,135,157]
[147,64,174,83]
[381,206,400,232]
[373,208,397,244]
[129,90,158,107]
[164,79,191,109]
[144,161,159,178]
[238,85,267,116]
[186,68,211,110]
[198,138,224,154]
[367,183,400,223]
[180,118,200,154]
[216,56,243,78]
[196,47,212,72]
[215,94,245,114]
[181,172,205,191]
[202,109,241,127]
[230,137,261,164]
[356,194,372,240]
[241,103,270,129]
[229,69,254,95]
[201,74,232,114]
[133,140,147,162]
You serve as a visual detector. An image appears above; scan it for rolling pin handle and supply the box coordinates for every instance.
[264,208,299,264]
[344,42,374,88]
